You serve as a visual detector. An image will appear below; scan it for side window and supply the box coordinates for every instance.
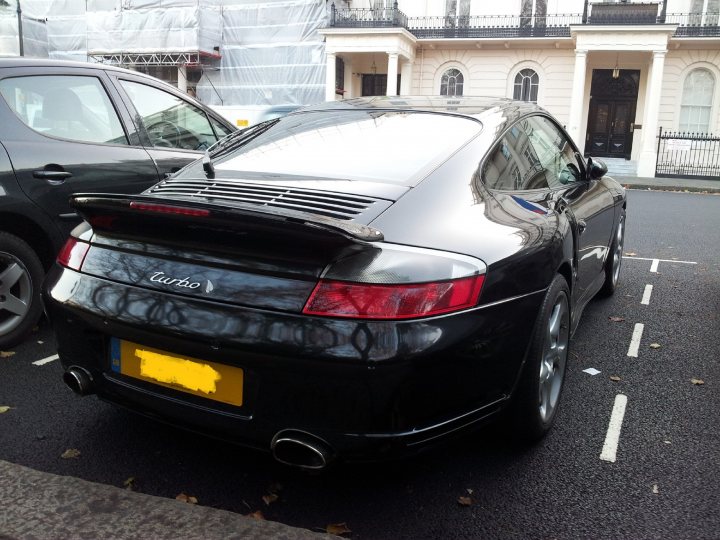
[524,116,582,189]
[119,80,218,151]
[482,120,548,190]
[0,75,128,145]
[209,115,233,140]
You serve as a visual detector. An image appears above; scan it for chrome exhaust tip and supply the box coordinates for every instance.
[63,366,94,396]
[271,430,334,470]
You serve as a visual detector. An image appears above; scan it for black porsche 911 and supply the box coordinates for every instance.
[43,97,626,469]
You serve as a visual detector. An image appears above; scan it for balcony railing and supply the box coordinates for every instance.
[327,4,720,39]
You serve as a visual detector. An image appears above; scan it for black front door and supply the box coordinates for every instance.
[585,70,640,160]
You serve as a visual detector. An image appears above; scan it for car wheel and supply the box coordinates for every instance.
[511,274,570,442]
[598,210,625,297]
[0,233,44,349]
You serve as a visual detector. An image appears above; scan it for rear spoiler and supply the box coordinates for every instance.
[71,193,384,243]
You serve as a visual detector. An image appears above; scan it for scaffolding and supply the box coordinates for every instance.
[0,0,328,108]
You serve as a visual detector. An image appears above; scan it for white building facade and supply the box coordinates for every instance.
[320,0,720,178]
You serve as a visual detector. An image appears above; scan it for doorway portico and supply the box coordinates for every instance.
[319,27,417,100]
[567,25,676,176]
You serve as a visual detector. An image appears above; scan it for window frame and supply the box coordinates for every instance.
[508,62,545,106]
[678,67,716,134]
[435,63,468,97]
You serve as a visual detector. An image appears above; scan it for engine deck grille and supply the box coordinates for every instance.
[148,180,383,221]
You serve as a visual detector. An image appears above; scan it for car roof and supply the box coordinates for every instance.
[304,96,545,126]
[0,57,169,86]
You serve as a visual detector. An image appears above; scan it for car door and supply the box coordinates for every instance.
[0,66,160,239]
[522,115,615,302]
[107,74,234,177]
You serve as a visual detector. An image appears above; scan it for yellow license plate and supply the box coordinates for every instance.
[110,339,243,406]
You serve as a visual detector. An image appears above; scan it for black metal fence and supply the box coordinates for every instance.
[328,4,720,39]
[655,128,720,180]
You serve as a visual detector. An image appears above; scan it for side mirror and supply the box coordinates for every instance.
[586,157,608,180]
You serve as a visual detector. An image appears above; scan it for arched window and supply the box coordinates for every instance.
[513,69,539,103]
[680,68,715,133]
[440,69,464,97]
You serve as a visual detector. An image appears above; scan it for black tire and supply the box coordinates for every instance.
[0,232,45,349]
[598,210,626,297]
[510,274,571,442]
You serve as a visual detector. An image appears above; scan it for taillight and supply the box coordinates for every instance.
[56,237,90,271]
[302,243,486,320]
[303,275,484,319]
[129,202,210,217]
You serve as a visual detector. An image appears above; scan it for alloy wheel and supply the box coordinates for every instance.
[611,218,625,286]
[538,294,569,423]
[0,252,33,336]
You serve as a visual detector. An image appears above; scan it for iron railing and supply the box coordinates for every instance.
[655,128,720,180]
[327,4,720,39]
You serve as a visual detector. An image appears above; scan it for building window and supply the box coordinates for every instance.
[513,69,539,103]
[680,68,715,133]
[440,68,464,96]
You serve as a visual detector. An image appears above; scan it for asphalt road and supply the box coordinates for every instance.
[1,189,718,539]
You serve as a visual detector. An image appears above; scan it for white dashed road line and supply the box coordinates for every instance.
[32,354,59,366]
[650,259,660,273]
[623,255,697,274]
[641,284,653,305]
[627,323,644,358]
[600,394,629,463]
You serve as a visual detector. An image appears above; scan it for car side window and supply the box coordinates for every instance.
[0,75,128,145]
[209,115,233,140]
[524,116,582,189]
[482,121,549,191]
[119,80,218,151]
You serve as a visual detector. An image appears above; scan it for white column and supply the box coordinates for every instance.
[343,58,353,99]
[386,53,399,96]
[325,53,337,102]
[567,49,588,148]
[177,65,187,93]
[637,51,666,177]
[400,59,413,96]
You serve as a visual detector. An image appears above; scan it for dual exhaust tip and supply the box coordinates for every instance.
[63,367,334,470]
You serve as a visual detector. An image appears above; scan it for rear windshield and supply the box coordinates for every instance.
[215,110,482,185]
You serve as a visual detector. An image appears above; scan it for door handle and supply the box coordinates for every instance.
[33,170,72,184]
[577,219,587,235]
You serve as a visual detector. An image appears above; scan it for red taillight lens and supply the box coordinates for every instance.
[56,238,90,271]
[129,202,210,217]
[302,275,484,320]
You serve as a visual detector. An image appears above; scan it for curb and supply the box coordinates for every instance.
[0,460,339,540]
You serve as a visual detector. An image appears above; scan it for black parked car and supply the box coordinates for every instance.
[0,58,235,348]
[44,97,626,469]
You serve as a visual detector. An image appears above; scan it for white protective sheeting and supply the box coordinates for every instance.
[0,0,50,58]
[196,0,327,107]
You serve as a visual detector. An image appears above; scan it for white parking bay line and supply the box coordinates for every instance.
[32,354,59,366]
[622,256,697,265]
[650,259,660,273]
[600,394,628,463]
[627,323,644,358]
[641,284,653,305]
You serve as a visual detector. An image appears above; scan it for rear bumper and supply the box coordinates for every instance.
[43,266,544,461]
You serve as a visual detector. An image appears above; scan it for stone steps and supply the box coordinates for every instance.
[597,157,637,176]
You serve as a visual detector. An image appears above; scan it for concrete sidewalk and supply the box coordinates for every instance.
[0,460,338,540]
[614,174,720,193]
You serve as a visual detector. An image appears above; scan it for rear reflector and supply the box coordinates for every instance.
[129,202,211,217]
[302,275,484,320]
[57,237,90,271]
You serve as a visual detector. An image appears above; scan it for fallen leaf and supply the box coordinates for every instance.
[175,493,198,504]
[664,440,672,445]
[262,493,279,506]
[123,477,135,490]
[582,368,601,376]
[690,378,705,385]
[61,448,81,459]
[624,252,637,256]
[466,488,474,495]
[652,484,659,494]
[608,316,625,322]
[246,510,265,520]
[0,406,11,414]
[649,343,661,349]
[609,376,621,382]
[0,351,15,358]
[326,523,352,536]
[457,496,473,506]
